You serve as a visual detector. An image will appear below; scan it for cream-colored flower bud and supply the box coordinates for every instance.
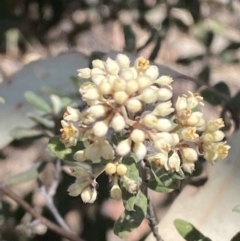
[98,81,112,95]
[206,118,224,132]
[143,114,158,128]
[168,152,181,172]
[202,133,214,143]
[129,67,138,79]
[91,68,105,76]
[110,184,122,200]
[155,118,172,132]
[182,162,195,173]
[181,127,199,141]
[154,139,171,153]
[171,133,180,146]
[113,78,126,91]
[111,113,126,131]
[145,65,159,80]
[113,91,129,105]
[116,164,128,176]
[125,80,139,95]
[63,106,82,122]
[105,163,117,175]
[93,120,109,136]
[213,130,224,142]
[126,98,142,113]
[77,68,91,78]
[120,69,134,81]
[140,87,158,104]
[116,54,130,68]
[157,88,173,101]
[116,138,132,156]
[130,129,145,142]
[152,101,174,117]
[123,176,139,194]
[105,58,120,75]
[175,97,187,113]
[85,105,109,120]
[155,75,173,87]
[81,187,97,203]
[80,83,99,101]
[133,142,147,160]
[92,74,105,85]
[186,112,203,126]
[74,150,86,162]
[92,59,105,69]
[182,147,198,162]
[137,75,152,90]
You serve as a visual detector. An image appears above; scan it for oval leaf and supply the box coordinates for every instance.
[24,91,51,113]
[174,219,212,241]
[4,162,46,186]
[27,112,55,129]
[200,88,222,106]
[10,127,43,140]
[48,137,84,161]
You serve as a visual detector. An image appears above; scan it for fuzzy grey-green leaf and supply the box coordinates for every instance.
[24,91,51,113]
[48,136,84,161]
[10,127,43,140]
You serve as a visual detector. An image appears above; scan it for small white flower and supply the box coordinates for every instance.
[63,106,82,122]
[93,120,109,137]
[113,91,129,105]
[116,138,132,156]
[168,152,181,172]
[105,58,120,75]
[116,54,130,68]
[152,101,174,117]
[182,162,195,173]
[206,118,225,132]
[126,98,142,113]
[60,120,79,148]
[81,187,97,203]
[144,65,159,80]
[140,87,158,104]
[157,88,173,101]
[92,59,105,69]
[155,76,173,88]
[77,68,91,78]
[181,147,198,163]
[111,113,126,131]
[130,129,145,142]
[133,142,147,160]
[155,118,172,132]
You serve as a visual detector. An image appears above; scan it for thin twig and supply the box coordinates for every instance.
[38,159,71,231]
[0,184,83,241]
[139,160,164,241]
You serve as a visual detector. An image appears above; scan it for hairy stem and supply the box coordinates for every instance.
[0,184,84,241]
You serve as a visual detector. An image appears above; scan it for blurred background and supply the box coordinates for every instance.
[0,0,240,241]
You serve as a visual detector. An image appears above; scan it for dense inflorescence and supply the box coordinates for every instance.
[59,54,230,203]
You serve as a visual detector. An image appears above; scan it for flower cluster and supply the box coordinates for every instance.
[60,54,230,203]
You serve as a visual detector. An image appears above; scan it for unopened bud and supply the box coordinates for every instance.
[114,91,129,105]
[143,114,158,128]
[130,129,145,142]
[81,187,97,203]
[116,138,132,156]
[110,184,122,200]
[157,88,173,101]
[105,58,120,75]
[182,147,198,162]
[93,120,109,137]
[126,98,142,113]
[116,164,128,176]
[105,163,117,175]
[125,80,139,95]
[133,142,147,160]
[111,113,126,131]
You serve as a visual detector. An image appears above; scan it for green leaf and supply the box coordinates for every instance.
[50,94,63,116]
[114,190,147,238]
[148,162,184,193]
[48,137,84,161]
[214,82,231,98]
[233,204,240,213]
[123,24,136,52]
[231,232,240,241]
[4,162,46,186]
[27,112,55,129]
[200,88,222,106]
[24,91,51,113]
[122,155,141,183]
[174,219,212,241]
[10,127,43,140]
